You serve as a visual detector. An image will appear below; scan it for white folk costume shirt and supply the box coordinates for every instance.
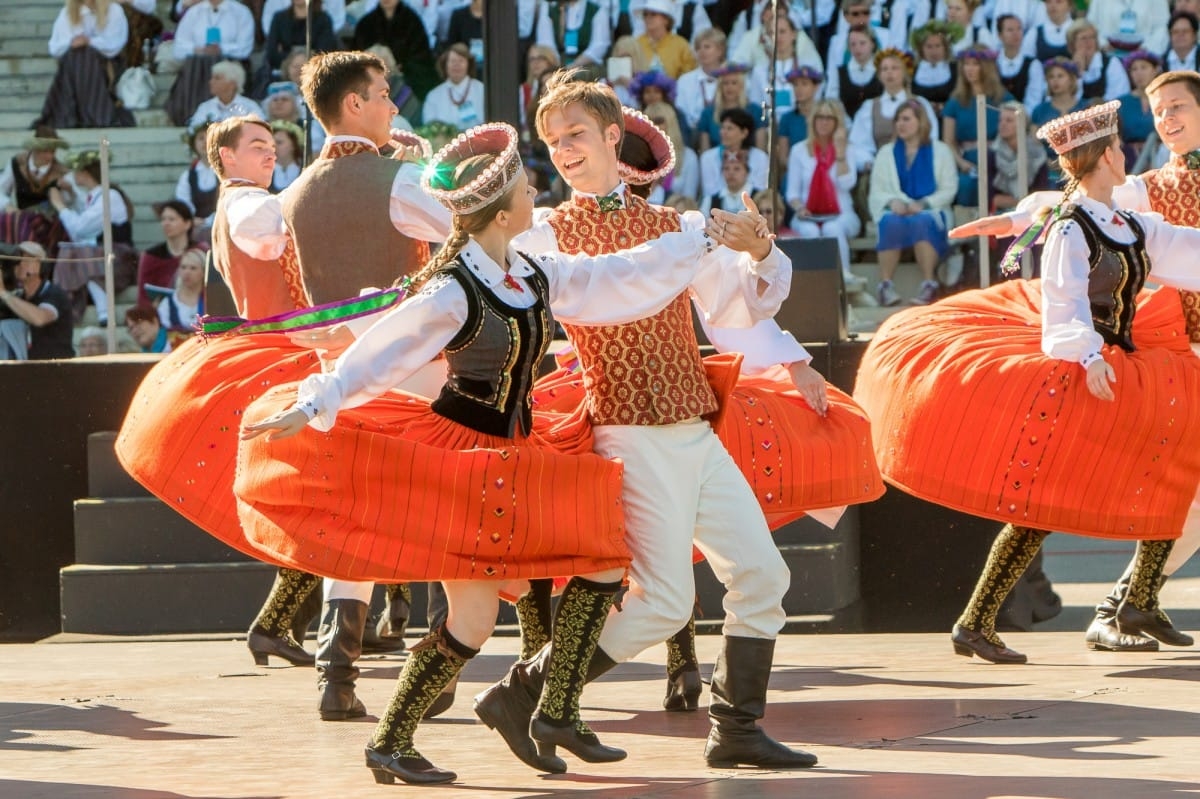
[227,135,451,261]
[998,50,1046,108]
[297,230,719,429]
[187,94,266,128]
[517,182,810,371]
[823,56,876,104]
[1021,18,1070,59]
[675,67,718,129]
[0,156,55,201]
[698,146,769,198]
[173,0,255,61]
[1078,51,1131,102]
[175,161,219,220]
[1166,46,1199,73]
[1041,193,1200,366]
[59,186,129,243]
[848,92,940,171]
[48,4,128,58]
[422,77,486,131]
[728,22,822,72]
[260,0,346,35]
[1087,0,1169,55]
[534,0,613,66]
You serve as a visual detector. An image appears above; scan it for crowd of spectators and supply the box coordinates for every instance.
[9,0,1193,344]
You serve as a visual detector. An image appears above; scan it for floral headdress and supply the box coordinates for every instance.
[618,107,676,186]
[909,20,964,54]
[629,70,678,104]
[874,48,916,74]
[1042,56,1080,78]
[422,123,523,215]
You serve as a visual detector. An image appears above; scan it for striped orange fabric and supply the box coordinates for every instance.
[234,387,630,582]
[854,280,1200,540]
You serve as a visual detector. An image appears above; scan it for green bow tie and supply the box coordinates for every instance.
[595,192,623,212]
[1184,151,1200,170]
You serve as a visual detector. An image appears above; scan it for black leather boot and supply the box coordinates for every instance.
[1085,570,1157,652]
[363,584,410,655]
[316,599,369,721]
[365,627,474,785]
[247,568,320,666]
[1117,540,1194,647]
[704,635,817,768]
[664,616,702,712]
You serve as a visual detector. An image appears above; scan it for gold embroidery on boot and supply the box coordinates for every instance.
[250,568,321,637]
[957,525,1050,647]
[370,628,469,758]
[1126,539,1173,612]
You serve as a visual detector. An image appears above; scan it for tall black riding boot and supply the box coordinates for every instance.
[529,577,626,764]
[364,626,477,785]
[953,524,1049,664]
[474,581,620,773]
[1117,539,1194,647]
[247,568,320,666]
[516,579,554,660]
[1084,565,1157,652]
[664,615,702,712]
[704,635,817,768]
[316,598,369,721]
[363,584,411,655]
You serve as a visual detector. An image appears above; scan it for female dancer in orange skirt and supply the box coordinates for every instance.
[854,101,1200,663]
[238,122,769,784]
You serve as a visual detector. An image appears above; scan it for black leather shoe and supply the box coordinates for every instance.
[423,676,457,719]
[664,668,702,712]
[1084,616,1158,652]
[247,629,315,667]
[530,716,626,763]
[365,746,455,785]
[951,624,1027,664]
[704,728,818,768]
[473,683,566,773]
[362,612,407,655]
[1116,604,1195,647]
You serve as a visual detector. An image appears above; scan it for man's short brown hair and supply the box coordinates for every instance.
[534,68,625,147]
[206,115,273,179]
[301,50,388,128]
[1147,70,1200,105]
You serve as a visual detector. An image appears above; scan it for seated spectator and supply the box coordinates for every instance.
[1022,0,1071,62]
[699,107,769,196]
[114,0,163,68]
[0,242,75,360]
[137,200,196,306]
[47,150,136,325]
[0,128,71,253]
[676,28,725,131]
[1166,12,1199,73]
[700,148,760,213]
[352,0,437,100]
[535,0,612,76]
[175,120,220,228]
[605,35,651,108]
[1068,20,1130,102]
[270,120,304,191]
[263,0,339,82]
[785,98,863,291]
[156,247,206,341]
[748,13,810,111]
[910,20,960,114]
[642,101,700,202]
[260,0,345,38]
[1086,0,1169,55]
[945,0,995,54]
[630,0,713,45]
[752,188,796,237]
[696,62,756,151]
[628,70,677,111]
[633,0,698,79]
[422,43,485,131]
[995,14,1046,108]
[869,100,956,307]
[125,303,171,353]
[187,60,266,129]
[263,80,325,153]
[775,65,823,173]
[728,1,820,72]
[825,24,882,121]
[37,0,135,129]
[1116,51,1163,154]
[362,45,420,129]
[848,48,939,174]
[444,0,484,65]
[942,46,1012,206]
[165,0,255,127]
[519,44,560,145]
[76,325,107,356]
[989,100,1047,212]
[1031,57,1087,190]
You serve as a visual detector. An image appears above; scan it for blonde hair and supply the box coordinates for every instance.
[642,101,686,177]
[1066,19,1098,51]
[68,0,111,29]
[713,70,749,121]
[805,98,847,155]
[535,68,625,145]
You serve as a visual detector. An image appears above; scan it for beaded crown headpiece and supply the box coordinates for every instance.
[422,123,523,214]
[1036,100,1120,155]
[618,107,676,186]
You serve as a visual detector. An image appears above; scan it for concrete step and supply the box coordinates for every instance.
[123,181,187,207]
[1,20,57,38]
[0,37,52,59]
[0,6,67,26]
[0,55,58,77]
[60,562,277,634]
[86,430,150,498]
[75,497,251,565]
[0,125,189,151]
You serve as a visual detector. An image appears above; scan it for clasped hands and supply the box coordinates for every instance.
[706,192,773,261]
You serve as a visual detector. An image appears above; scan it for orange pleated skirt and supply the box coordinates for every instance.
[853,280,1200,540]
[533,354,885,531]
[234,386,630,583]
[115,333,323,564]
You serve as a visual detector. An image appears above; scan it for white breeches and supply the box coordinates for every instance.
[324,578,373,604]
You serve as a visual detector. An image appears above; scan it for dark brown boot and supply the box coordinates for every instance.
[316,599,368,721]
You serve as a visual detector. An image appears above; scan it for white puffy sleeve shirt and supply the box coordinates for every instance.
[48,4,129,58]
[298,230,716,429]
[1041,195,1200,366]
